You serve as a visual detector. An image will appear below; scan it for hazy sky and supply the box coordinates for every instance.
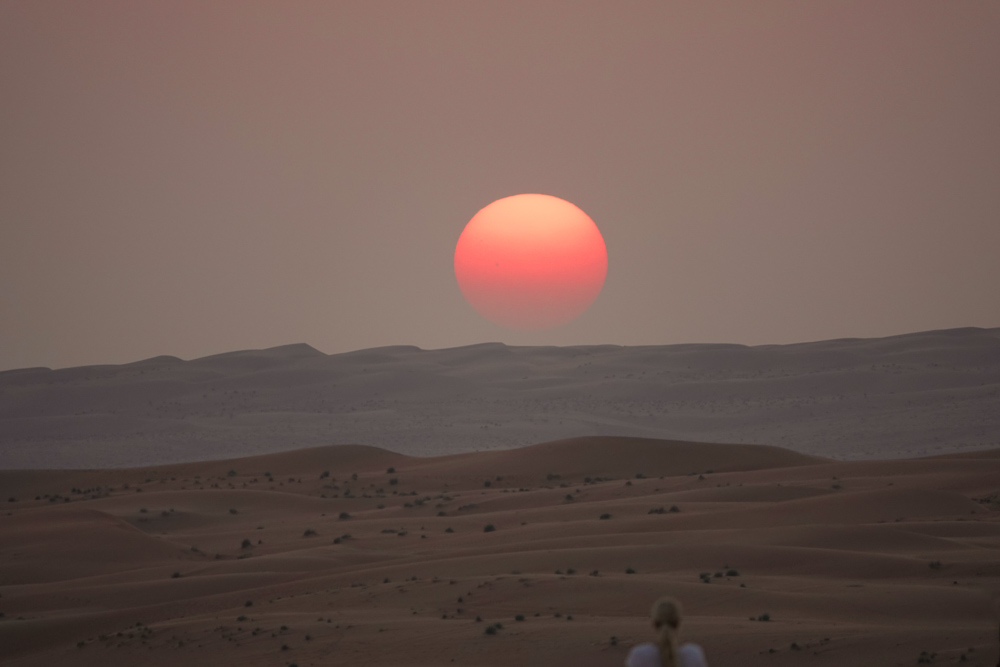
[2,1,998,371]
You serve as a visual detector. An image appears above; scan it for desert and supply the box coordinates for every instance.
[2,327,998,469]
[1,433,998,666]
[4,3,1000,665]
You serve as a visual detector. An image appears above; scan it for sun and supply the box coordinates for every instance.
[454,194,607,330]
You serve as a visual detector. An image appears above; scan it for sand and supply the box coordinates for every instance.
[1,326,998,469]
[1,436,997,666]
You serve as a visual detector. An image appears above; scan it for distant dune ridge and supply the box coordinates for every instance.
[1,327,997,468]
[0,436,998,666]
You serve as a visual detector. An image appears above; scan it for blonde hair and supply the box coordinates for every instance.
[651,597,682,667]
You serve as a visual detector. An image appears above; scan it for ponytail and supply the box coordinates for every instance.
[651,597,681,667]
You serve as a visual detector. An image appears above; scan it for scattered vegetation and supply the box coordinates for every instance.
[483,524,496,533]
[599,513,611,520]
[303,528,318,537]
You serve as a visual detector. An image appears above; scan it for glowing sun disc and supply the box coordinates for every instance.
[454,194,607,330]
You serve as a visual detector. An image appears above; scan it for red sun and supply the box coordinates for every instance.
[454,194,607,330]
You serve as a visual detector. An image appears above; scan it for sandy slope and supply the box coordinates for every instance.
[0,436,997,666]
[1,327,998,468]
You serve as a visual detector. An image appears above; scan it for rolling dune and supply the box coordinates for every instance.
[0,436,997,666]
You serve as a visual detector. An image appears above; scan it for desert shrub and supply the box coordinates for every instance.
[514,614,525,621]
[241,538,252,549]
[244,600,253,607]
[483,480,491,488]
[648,506,665,514]
[484,625,497,635]
[303,528,318,537]
[387,467,395,474]
[758,613,771,622]
[929,561,943,570]
[171,571,180,578]
[625,567,636,574]
[229,508,238,515]
[445,527,454,533]
[237,615,247,622]
[669,505,680,513]
[339,512,351,520]
[610,636,618,646]
[726,569,740,577]
[320,471,330,479]
[546,473,560,481]
[227,469,237,477]
[389,478,398,486]
[566,567,576,574]
[483,524,496,533]
[599,513,611,520]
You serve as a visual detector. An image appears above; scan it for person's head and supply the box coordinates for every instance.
[651,597,682,667]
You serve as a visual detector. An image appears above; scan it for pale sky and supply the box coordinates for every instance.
[2,1,998,371]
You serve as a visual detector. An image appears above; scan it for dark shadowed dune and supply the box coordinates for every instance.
[0,327,997,468]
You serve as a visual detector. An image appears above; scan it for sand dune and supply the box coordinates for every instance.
[0,435,997,666]
[1,327,998,468]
